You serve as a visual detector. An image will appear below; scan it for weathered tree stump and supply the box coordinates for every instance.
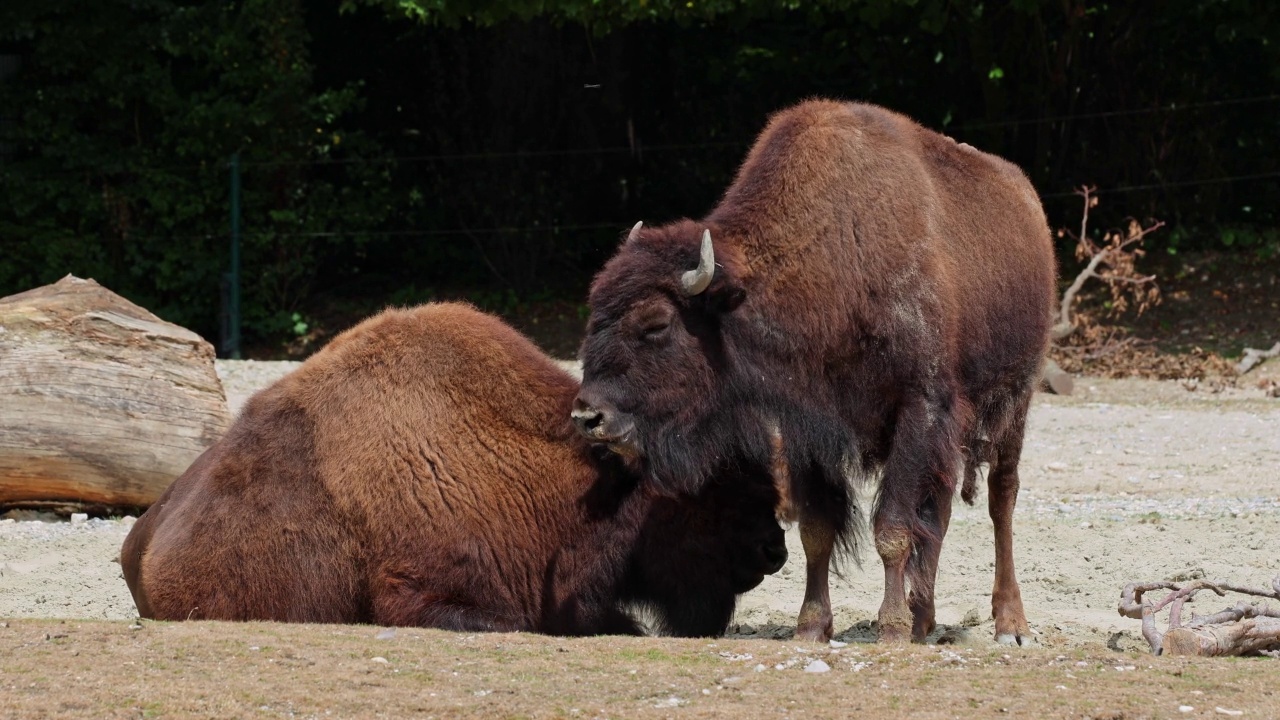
[0,275,231,511]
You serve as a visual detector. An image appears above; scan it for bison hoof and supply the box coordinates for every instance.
[995,631,1037,647]
[794,624,833,644]
[877,623,912,645]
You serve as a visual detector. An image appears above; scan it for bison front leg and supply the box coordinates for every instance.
[794,513,835,643]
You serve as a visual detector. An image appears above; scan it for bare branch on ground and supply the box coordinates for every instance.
[1237,341,1280,375]
[1118,575,1280,656]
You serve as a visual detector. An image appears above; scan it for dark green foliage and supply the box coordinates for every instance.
[0,0,392,341]
[2,0,1277,349]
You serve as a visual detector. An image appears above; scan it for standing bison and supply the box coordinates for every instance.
[573,99,1056,645]
[121,303,786,636]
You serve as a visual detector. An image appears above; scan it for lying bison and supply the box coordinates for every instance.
[121,303,786,636]
[573,99,1056,645]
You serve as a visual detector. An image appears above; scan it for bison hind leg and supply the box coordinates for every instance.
[873,390,966,644]
[985,392,1036,647]
[372,573,529,632]
[374,594,527,633]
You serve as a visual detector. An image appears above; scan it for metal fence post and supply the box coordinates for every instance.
[223,152,243,359]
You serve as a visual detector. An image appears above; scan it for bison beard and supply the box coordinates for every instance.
[575,99,1057,645]
[121,303,786,637]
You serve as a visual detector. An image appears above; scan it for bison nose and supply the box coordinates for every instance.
[571,399,607,437]
[761,540,789,575]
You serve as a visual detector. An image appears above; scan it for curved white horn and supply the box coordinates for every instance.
[626,221,643,243]
[680,229,715,296]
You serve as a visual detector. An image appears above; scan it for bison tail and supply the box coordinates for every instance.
[959,434,993,506]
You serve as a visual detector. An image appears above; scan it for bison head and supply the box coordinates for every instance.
[573,220,759,493]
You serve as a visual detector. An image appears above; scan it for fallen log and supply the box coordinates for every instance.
[0,275,231,510]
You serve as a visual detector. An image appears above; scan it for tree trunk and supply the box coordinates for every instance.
[0,275,231,511]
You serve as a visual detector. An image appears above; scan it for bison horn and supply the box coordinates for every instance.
[627,221,643,242]
[680,229,715,296]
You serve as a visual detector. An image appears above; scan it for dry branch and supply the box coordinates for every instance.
[1044,187,1163,394]
[1118,575,1280,657]
[1053,186,1162,342]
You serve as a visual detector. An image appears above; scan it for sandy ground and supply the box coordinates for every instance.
[2,361,1277,654]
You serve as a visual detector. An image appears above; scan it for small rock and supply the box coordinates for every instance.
[1214,709,1243,717]
[753,664,767,672]
[1179,707,1194,714]
[371,656,389,664]
[70,513,88,525]
[120,516,137,527]
[828,640,848,648]
[375,627,397,640]
[1080,521,1093,529]
[804,659,831,673]
[1045,462,1068,472]
[128,624,142,631]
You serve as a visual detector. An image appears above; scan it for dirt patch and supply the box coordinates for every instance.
[2,619,1276,719]
[0,518,135,621]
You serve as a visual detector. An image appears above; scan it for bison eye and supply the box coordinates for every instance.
[640,320,671,342]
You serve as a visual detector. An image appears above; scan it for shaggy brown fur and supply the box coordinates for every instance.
[121,303,785,636]
[574,99,1056,645]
